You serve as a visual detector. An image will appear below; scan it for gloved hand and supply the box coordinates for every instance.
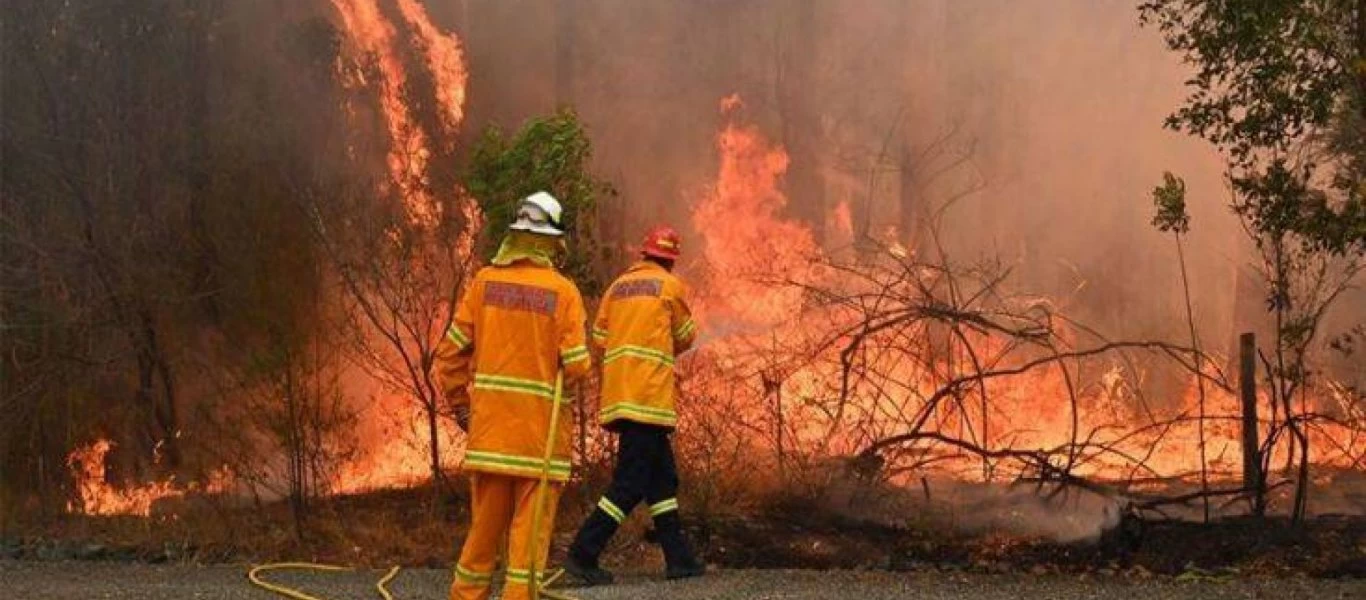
[453,404,471,432]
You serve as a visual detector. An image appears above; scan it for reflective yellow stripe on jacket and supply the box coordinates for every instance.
[595,261,696,429]
[432,261,590,482]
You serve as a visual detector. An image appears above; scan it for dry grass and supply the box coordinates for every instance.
[7,470,1364,579]
[6,483,468,567]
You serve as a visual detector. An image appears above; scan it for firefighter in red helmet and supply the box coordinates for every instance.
[563,225,705,585]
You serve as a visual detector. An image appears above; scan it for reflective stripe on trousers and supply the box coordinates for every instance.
[449,473,563,600]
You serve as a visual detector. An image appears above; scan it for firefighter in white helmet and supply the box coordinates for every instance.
[435,191,591,600]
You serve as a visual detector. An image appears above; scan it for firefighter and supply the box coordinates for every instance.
[433,191,592,600]
[564,225,705,585]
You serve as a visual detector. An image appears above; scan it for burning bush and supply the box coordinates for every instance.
[667,95,1366,529]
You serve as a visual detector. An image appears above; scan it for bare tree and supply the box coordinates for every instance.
[0,0,383,516]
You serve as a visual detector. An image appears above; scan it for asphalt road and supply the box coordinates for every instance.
[3,560,1363,600]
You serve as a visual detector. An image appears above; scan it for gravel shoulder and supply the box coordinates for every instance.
[3,560,1362,600]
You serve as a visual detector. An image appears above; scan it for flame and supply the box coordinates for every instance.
[66,439,230,517]
[684,94,1366,488]
[331,0,468,226]
[394,0,466,129]
[332,395,465,494]
[327,0,472,493]
[691,95,818,328]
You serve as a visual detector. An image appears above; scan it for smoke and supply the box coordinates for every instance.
[438,0,1360,396]
[820,470,1366,543]
[932,482,1125,544]
[803,458,1125,543]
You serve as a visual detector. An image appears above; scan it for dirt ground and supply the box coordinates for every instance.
[3,560,1363,600]
[14,474,1366,578]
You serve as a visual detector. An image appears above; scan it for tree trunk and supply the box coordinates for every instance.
[778,0,825,244]
[1239,332,1264,516]
[1175,234,1210,522]
[426,398,442,486]
[1294,415,1311,521]
[286,361,311,540]
[139,309,180,471]
[1270,238,1309,524]
[555,0,575,108]
[774,384,785,483]
[899,139,933,255]
[896,0,950,258]
[1357,0,1365,123]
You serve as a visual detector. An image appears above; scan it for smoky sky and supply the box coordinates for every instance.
[431,0,1359,381]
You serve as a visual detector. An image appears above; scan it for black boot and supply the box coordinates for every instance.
[563,548,615,586]
[654,513,705,580]
[565,510,619,586]
[661,536,705,580]
[665,557,705,580]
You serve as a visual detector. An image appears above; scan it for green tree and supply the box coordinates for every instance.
[1141,0,1366,522]
[1151,172,1215,522]
[465,109,614,294]
[1139,0,1365,255]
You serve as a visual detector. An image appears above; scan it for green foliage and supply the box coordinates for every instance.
[1138,1,1345,160]
[1139,0,1366,255]
[465,109,614,294]
[1151,171,1191,234]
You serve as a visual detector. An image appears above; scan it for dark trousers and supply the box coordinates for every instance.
[568,421,695,566]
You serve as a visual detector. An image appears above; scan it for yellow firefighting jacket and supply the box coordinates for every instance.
[433,259,590,482]
[595,261,697,429]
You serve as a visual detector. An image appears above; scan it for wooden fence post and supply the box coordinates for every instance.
[1239,332,1264,516]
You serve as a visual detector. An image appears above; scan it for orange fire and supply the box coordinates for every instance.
[685,94,1366,489]
[66,439,230,517]
[691,95,819,328]
[331,0,468,226]
[394,0,466,130]
[331,401,465,494]
[327,0,472,493]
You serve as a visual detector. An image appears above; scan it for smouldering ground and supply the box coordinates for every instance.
[3,560,1362,600]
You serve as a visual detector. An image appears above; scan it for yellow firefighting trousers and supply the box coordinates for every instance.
[450,473,564,600]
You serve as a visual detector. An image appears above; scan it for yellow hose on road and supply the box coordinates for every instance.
[248,373,580,600]
[246,557,593,600]
[525,372,578,600]
[248,563,405,600]
[375,565,401,600]
[247,563,357,600]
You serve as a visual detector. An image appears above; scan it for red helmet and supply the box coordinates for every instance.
[641,225,682,260]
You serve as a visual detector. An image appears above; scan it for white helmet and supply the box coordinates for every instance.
[508,191,565,237]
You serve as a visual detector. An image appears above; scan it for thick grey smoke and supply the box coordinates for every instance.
[434,0,1361,395]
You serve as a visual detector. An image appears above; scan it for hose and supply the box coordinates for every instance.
[526,371,578,600]
[376,565,401,600]
[248,373,579,600]
[247,563,403,600]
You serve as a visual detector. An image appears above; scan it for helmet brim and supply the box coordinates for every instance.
[509,221,565,237]
[642,247,680,260]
